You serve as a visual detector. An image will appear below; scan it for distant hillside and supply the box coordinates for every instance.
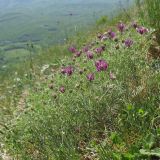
[0,0,133,11]
[0,0,133,69]
[0,0,32,9]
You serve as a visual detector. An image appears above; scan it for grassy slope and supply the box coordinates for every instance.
[1,4,160,160]
[0,9,128,129]
[0,16,106,146]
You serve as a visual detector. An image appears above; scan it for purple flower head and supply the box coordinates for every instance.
[95,47,103,55]
[118,22,125,32]
[132,21,138,29]
[82,46,89,53]
[95,59,108,72]
[86,51,94,59]
[74,51,81,57]
[61,66,74,76]
[108,29,116,39]
[87,73,94,81]
[110,72,116,80]
[59,86,65,93]
[69,46,77,53]
[136,26,148,35]
[124,39,133,47]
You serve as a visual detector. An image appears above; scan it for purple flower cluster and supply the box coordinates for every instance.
[124,39,133,48]
[136,27,148,35]
[108,30,116,39]
[95,47,103,55]
[58,20,149,93]
[83,46,90,53]
[74,51,81,57]
[95,59,108,72]
[118,22,125,32]
[69,46,76,53]
[61,66,74,76]
[86,51,94,59]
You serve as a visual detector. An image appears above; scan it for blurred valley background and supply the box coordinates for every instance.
[0,0,133,70]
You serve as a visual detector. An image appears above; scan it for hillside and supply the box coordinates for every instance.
[0,0,160,160]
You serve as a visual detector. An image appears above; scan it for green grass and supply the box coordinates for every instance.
[145,0,160,29]
[0,25,100,139]
[136,0,160,30]
[0,1,160,159]
[1,7,160,159]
